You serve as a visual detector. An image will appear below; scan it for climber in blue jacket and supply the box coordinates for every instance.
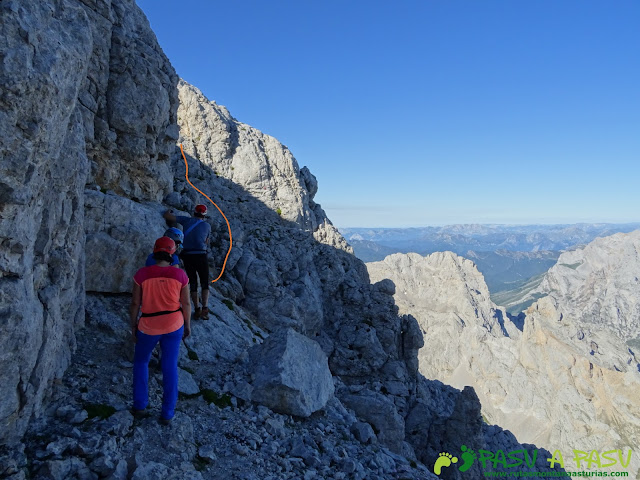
[145,228,183,267]
[163,205,211,319]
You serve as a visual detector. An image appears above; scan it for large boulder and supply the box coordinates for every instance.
[84,190,166,293]
[249,328,334,417]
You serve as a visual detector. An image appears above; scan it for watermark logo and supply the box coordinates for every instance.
[459,445,477,472]
[432,446,632,477]
[433,452,458,475]
[433,445,477,475]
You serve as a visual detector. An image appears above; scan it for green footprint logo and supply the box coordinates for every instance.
[434,452,458,475]
[459,445,477,472]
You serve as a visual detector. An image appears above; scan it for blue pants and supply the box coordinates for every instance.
[133,326,183,420]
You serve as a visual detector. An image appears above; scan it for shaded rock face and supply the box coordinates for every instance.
[0,0,178,443]
[367,245,640,476]
[249,328,334,417]
[171,89,420,453]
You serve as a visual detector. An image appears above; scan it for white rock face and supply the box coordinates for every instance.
[367,244,640,476]
[250,328,334,417]
[177,82,313,231]
[537,230,640,341]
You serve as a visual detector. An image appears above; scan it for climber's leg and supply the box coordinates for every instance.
[159,326,184,420]
[132,331,160,411]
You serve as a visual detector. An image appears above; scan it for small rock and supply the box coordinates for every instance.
[56,405,75,419]
[261,441,279,456]
[76,434,102,456]
[264,417,285,437]
[198,444,217,462]
[230,380,253,402]
[132,461,168,480]
[90,456,116,476]
[257,405,271,420]
[46,437,76,456]
[304,455,321,468]
[106,459,128,480]
[342,458,357,474]
[375,451,397,473]
[178,369,200,395]
[105,411,134,436]
[233,444,249,456]
[70,410,89,424]
[350,421,375,444]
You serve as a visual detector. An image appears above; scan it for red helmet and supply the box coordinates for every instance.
[195,204,207,215]
[154,236,176,255]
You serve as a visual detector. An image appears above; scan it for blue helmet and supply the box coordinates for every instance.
[164,227,184,244]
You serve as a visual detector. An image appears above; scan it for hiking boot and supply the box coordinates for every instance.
[131,408,149,419]
[201,307,209,320]
[194,307,202,319]
[158,416,172,426]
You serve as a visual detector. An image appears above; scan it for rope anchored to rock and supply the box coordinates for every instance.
[179,143,232,283]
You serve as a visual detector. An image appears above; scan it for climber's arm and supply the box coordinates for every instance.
[130,283,142,342]
[163,209,177,226]
[181,285,191,340]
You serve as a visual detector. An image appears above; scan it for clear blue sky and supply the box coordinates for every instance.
[137,0,639,228]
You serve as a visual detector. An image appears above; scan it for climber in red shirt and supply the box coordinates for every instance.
[130,236,192,424]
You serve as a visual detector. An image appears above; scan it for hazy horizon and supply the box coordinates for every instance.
[338,221,640,230]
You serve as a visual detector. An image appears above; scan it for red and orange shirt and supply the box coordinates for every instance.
[133,265,189,335]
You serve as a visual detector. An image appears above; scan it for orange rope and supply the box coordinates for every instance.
[179,143,232,283]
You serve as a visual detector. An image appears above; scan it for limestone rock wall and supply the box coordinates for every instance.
[177,81,317,232]
[0,0,178,443]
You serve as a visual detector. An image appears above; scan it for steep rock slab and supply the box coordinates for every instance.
[249,328,334,417]
[81,0,178,201]
[177,81,316,231]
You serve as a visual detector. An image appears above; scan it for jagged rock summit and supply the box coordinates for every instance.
[367,237,640,476]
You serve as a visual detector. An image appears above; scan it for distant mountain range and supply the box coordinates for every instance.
[342,223,640,297]
[342,223,640,255]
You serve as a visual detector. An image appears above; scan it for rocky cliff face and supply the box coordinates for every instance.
[367,242,640,476]
[537,230,640,343]
[0,0,177,443]
[2,1,564,478]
